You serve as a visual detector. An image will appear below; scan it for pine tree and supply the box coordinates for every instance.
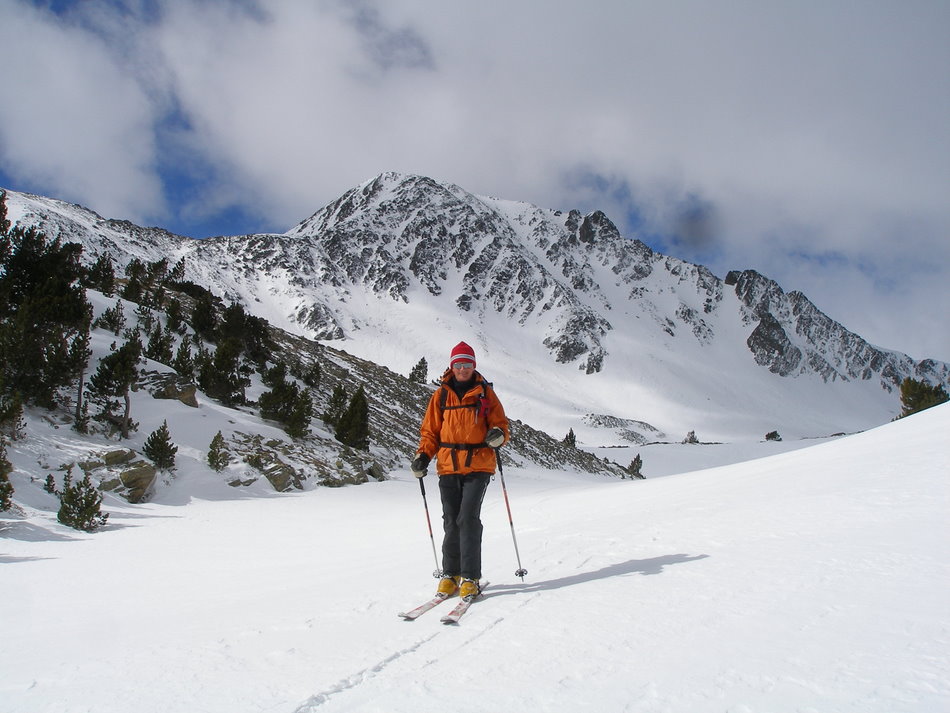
[0,189,9,235]
[89,337,142,439]
[94,299,126,335]
[172,340,195,379]
[44,474,57,494]
[86,254,116,296]
[899,378,949,418]
[143,420,177,471]
[0,472,12,510]
[0,213,92,409]
[57,468,108,531]
[215,302,272,368]
[563,428,576,447]
[322,383,348,428]
[259,363,313,438]
[73,396,90,435]
[145,322,174,365]
[682,430,699,444]
[408,357,428,384]
[335,386,369,450]
[121,258,146,303]
[146,257,169,287]
[135,303,155,332]
[164,297,185,334]
[284,390,313,440]
[0,439,13,511]
[0,393,26,441]
[299,362,321,388]
[207,431,230,472]
[192,343,211,378]
[765,430,782,441]
[168,257,186,283]
[189,291,218,341]
[198,338,250,405]
[627,454,644,479]
[69,319,93,433]
[148,283,167,310]
[261,361,287,390]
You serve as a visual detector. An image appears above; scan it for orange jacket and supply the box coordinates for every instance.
[417,369,509,475]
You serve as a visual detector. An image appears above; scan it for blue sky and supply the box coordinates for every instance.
[2,0,949,361]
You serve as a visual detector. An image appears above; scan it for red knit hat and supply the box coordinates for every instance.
[450,341,476,368]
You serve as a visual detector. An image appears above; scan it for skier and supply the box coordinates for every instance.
[411,341,509,600]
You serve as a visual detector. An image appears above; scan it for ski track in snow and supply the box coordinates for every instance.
[296,591,538,711]
[294,633,440,711]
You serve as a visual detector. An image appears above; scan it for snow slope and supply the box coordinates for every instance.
[3,403,948,713]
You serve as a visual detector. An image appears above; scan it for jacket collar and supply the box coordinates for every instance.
[440,367,483,387]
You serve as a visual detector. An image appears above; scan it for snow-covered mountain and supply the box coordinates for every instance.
[4,174,947,443]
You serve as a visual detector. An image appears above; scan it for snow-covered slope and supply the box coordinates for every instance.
[4,174,948,444]
[3,402,947,713]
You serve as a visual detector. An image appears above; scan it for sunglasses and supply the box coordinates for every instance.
[452,362,475,370]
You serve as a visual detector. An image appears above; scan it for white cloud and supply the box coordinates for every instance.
[1,0,948,360]
[0,1,164,220]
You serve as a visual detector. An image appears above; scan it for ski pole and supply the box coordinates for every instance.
[496,451,528,581]
[417,476,443,578]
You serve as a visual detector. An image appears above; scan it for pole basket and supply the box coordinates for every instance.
[515,568,528,580]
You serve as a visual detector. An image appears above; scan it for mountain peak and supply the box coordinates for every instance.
[6,178,948,439]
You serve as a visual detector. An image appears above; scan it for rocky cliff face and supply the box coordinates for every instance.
[276,174,735,375]
[725,270,947,390]
[278,174,615,373]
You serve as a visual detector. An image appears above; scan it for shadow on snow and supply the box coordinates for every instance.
[485,553,710,595]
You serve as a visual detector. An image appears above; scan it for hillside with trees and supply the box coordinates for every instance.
[0,191,623,524]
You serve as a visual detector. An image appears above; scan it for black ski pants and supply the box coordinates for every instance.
[438,472,491,580]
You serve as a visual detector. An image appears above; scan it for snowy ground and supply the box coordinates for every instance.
[2,404,949,713]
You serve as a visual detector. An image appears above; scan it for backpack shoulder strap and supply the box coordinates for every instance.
[438,380,490,412]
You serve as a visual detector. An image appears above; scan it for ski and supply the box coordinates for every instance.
[440,582,488,625]
[398,593,451,621]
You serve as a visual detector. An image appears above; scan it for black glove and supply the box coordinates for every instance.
[410,453,431,478]
[485,427,505,448]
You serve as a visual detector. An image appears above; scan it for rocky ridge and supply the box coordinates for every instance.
[4,173,948,406]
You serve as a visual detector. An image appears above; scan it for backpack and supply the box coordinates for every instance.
[436,378,492,469]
